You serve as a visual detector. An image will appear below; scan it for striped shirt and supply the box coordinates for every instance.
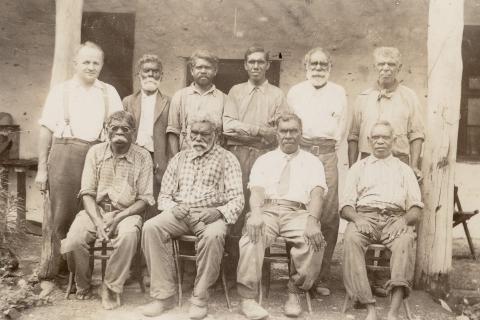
[158,144,244,224]
[79,142,155,210]
[340,154,423,212]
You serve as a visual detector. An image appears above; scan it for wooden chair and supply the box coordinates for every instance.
[259,237,313,314]
[65,239,146,302]
[453,185,479,259]
[172,235,231,310]
[342,244,413,320]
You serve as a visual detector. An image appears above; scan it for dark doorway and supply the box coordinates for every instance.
[81,12,135,99]
[186,59,281,94]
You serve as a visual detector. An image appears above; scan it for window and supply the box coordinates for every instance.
[81,12,135,99]
[185,59,281,93]
[458,25,480,160]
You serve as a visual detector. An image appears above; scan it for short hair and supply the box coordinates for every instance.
[369,120,395,137]
[188,49,219,70]
[275,113,303,133]
[105,110,136,130]
[74,41,104,62]
[136,54,163,74]
[303,47,332,67]
[244,45,269,62]
[188,113,219,133]
[373,47,402,64]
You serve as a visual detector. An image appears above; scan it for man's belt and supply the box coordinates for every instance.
[356,206,405,216]
[264,199,306,210]
[300,137,336,155]
[98,199,118,213]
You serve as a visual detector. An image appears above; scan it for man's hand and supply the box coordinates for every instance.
[171,204,190,221]
[353,215,376,237]
[381,216,408,244]
[103,211,121,238]
[35,168,48,192]
[412,166,423,184]
[246,213,265,244]
[94,218,110,242]
[190,207,222,225]
[303,216,324,252]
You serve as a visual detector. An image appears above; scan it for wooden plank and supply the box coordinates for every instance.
[415,0,464,297]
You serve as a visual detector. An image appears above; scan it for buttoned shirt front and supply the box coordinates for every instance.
[136,91,156,152]
[249,148,328,205]
[287,81,348,142]
[340,154,423,212]
[158,144,244,224]
[167,83,226,148]
[348,83,425,156]
[79,142,155,210]
[223,80,290,144]
[39,78,123,142]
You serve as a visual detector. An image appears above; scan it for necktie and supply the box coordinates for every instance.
[277,157,292,196]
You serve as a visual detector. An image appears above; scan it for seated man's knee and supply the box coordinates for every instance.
[201,223,226,245]
[343,223,362,245]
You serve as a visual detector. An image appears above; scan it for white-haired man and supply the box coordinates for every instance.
[287,47,349,296]
[123,54,170,218]
[36,41,123,277]
[140,115,244,319]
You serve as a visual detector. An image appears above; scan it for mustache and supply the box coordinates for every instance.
[111,135,128,143]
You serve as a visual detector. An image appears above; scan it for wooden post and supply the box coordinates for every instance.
[38,0,83,280]
[0,166,8,243]
[415,0,464,297]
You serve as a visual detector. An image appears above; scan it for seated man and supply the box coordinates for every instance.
[140,115,244,320]
[341,120,423,320]
[237,113,327,319]
[61,111,154,309]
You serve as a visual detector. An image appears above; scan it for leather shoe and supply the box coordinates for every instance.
[139,296,175,317]
[241,299,269,320]
[315,286,331,296]
[189,303,208,320]
[284,293,302,317]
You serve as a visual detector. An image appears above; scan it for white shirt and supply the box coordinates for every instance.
[39,78,123,142]
[249,148,328,205]
[136,91,156,152]
[287,81,348,142]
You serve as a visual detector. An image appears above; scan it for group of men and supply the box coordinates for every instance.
[35,41,424,320]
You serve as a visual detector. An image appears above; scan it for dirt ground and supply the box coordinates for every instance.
[4,233,462,320]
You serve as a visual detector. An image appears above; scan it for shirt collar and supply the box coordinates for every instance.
[276,147,301,161]
[71,77,104,89]
[247,79,269,94]
[141,90,158,100]
[188,82,217,96]
[367,153,395,164]
[307,80,329,91]
[187,143,219,161]
[104,143,135,163]
[374,80,399,100]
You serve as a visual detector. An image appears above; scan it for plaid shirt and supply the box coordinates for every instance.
[158,144,244,224]
[79,142,155,210]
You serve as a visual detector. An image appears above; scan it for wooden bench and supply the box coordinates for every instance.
[453,185,479,259]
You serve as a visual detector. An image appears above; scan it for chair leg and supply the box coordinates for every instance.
[463,221,476,259]
[101,242,107,281]
[65,272,74,299]
[342,294,350,313]
[305,291,313,314]
[116,293,122,307]
[264,262,271,299]
[172,240,183,307]
[403,298,414,320]
[258,278,263,306]
[220,261,231,311]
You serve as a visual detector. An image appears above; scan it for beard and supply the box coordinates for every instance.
[141,77,160,92]
[306,70,329,87]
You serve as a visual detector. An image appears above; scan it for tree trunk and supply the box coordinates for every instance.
[38,0,83,280]
[415,0,464,298]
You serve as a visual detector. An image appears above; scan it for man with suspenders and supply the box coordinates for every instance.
[140,115,243,319]
[35,41,123,277]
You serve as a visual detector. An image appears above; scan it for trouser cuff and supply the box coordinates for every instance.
[237,283,258,299]
[385,280,411,298]
[190,295,208,307]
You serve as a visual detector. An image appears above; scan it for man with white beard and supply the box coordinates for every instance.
[287,47,349,296]
[123,54,171,219]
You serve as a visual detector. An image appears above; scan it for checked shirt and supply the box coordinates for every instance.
[158,144,244,224]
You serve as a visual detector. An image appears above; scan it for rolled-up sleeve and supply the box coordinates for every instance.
[247,156,266,190]
[135,153,155,206]
[347,95,363,142]
[166,91,182,135]
[78,147,98,199]
[157,153,181,210]
[404,166,424,210]
[38,84,63,132]
[407,92,425,142]
[339,162,361,211]
[216,153,244,224]
[309,158,328,195]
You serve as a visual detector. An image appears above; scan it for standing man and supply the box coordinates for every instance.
[223,45,290,232]
[61,111,154,309]
[140,115,243,320]
[35,41,123,277]
[348,47,424,179]
[341,121,423,320]
[237,113,326,319]
[123,54,170,219]
[167,49,226,154]
[287,47,349,296]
